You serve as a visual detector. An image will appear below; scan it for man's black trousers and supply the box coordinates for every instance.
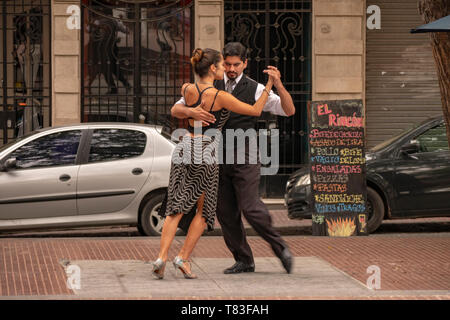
[216,161,288,265]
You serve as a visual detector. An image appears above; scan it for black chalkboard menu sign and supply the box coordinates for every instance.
[308,100,368,236]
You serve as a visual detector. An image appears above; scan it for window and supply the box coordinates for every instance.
[415,123,449,153]
[7,130,82,169]
[88,129,147,163]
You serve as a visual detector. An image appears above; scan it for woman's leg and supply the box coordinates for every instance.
[158,212,183,262]
[176,194,207,273]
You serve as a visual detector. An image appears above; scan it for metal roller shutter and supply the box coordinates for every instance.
[366,0,443,148]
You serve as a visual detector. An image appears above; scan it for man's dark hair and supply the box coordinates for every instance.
[223,42,248,62]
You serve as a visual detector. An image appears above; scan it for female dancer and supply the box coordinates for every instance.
[152,48,274,279]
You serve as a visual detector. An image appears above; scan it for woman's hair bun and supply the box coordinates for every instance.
[191,48,204,65]
[190,48,222,77]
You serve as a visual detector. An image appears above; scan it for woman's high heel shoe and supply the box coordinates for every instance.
[173,256,197,279]
[152,258,166,280]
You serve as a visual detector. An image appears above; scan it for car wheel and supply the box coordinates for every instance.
[366,186,384,234]
[138,192,184,236]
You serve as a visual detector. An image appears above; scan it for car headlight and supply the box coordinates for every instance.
[365,153,376,161]
[295,174,310,187]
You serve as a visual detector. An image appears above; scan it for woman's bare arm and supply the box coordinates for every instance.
[215,77,273,116]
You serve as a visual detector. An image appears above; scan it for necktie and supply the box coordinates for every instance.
[226,79,235,93]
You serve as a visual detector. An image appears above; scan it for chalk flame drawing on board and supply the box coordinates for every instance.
[326,217,356,237]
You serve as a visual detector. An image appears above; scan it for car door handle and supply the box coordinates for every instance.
[132,168,143,175]
[59,174,71,182]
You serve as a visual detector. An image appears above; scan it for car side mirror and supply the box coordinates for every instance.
[0,158,17,172]
[400,141,419,156]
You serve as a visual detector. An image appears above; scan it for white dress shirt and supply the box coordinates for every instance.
[175,73,288,116]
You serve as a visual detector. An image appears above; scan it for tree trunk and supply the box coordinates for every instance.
[418,0,450,147]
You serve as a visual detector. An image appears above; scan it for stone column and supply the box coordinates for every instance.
[195,0,224,51]
[312,0,366,103]
[52,0,81,126]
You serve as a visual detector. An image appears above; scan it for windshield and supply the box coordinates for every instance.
[369,117,435,152]
[0,131,38,154]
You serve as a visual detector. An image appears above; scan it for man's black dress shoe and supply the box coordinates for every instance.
[223,261,255,274]
[279,248,293,274]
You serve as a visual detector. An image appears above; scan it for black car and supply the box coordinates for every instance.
[285,115,450,233]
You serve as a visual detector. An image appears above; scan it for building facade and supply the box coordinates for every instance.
[0,0,443,196]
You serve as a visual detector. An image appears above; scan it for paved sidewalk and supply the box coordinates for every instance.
[1,208,449,300]
[0,232,449,299]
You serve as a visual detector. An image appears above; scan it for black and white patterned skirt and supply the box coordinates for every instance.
[161,134,220,232]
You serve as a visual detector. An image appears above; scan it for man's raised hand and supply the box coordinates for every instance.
[263,66,282,88]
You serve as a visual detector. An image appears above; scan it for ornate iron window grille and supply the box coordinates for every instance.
[80,0,194,127]
[224,0,312,191]
[1,0,52,146]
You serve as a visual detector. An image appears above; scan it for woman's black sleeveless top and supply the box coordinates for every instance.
[186,83,222,134]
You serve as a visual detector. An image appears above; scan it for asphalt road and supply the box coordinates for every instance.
[1,216,449,238]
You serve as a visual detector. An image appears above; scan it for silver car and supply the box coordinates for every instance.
[0,123,175,236]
